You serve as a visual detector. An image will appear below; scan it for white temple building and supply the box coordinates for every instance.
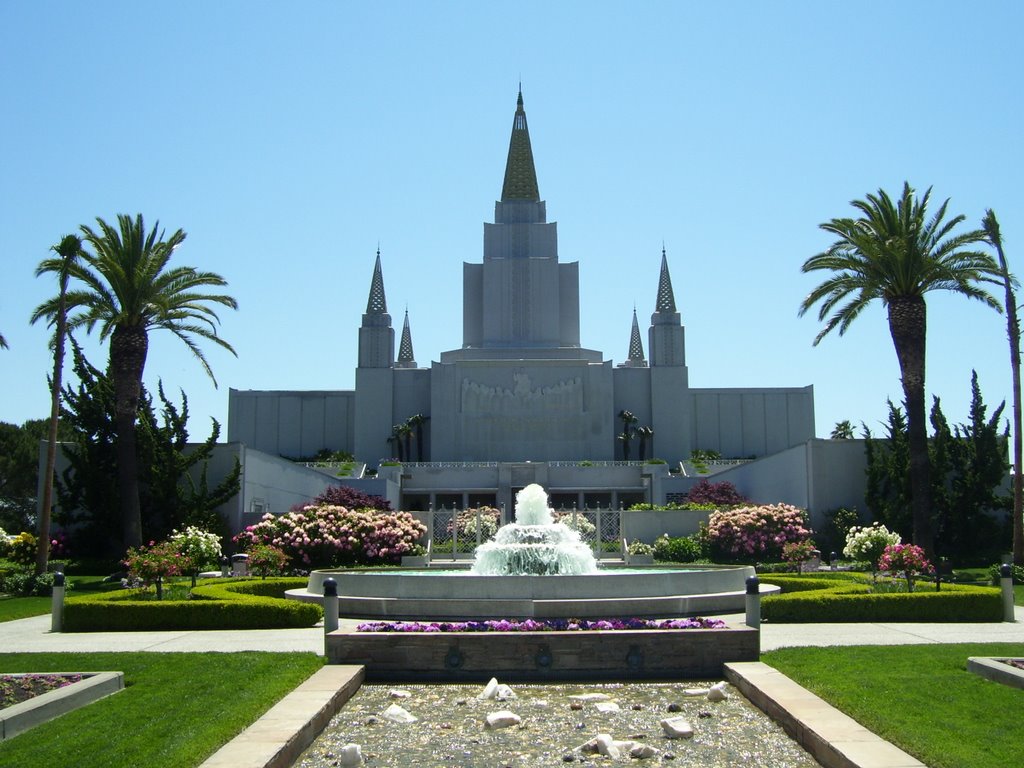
[223,91,865,529]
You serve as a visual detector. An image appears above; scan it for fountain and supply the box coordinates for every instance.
[472,484,597,575]
[290,484,768,620]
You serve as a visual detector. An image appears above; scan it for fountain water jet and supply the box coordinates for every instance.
[472,484,597,575]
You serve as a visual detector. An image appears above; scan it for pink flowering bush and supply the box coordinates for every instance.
[246,542,290,578]
[707,503,812,562]
[878,543,932,592]
[123,540,183,599]
[233,504,426,569]
[782,540,819,573]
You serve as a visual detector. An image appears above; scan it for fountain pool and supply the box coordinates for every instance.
[287,484,768,620]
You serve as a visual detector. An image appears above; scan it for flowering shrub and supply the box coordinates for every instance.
[234,504,426,568]
[782,540,819,573]
[843,523,901,572]
[878,543,931,592]
[123,541,183,599]
[627,539,654,556]
[169,526,223,586]
[707,504,812,561]
[356,617,727,632]
[452,507,501,542]
[246,543,290,578]
[653,534,705,563]
[683,479,750,507]
[7,532,38,567]
[553,511,596,538]
[0,527,8,557]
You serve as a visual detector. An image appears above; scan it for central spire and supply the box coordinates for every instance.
[500,89,540,202]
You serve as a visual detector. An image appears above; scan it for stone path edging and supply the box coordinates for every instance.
[724,662,926,768]
[198,665,364,768]
[0,671,124,740]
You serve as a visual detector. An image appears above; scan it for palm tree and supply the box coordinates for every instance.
[31,214,237,551]
[800,183,999,558]
[618,410,638,461]
[30,234,81,574]
[636,425,654,461]
[982,209,1022,564]
[830,420,855,439]
[407,413,429,462]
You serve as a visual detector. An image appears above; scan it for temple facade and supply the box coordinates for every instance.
[226,91,824,516]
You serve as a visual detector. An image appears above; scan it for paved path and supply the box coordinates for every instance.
[2,607,1022,654]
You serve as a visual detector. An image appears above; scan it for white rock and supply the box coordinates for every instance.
[660,716,695,739]
[381,704,417,723]
[338,743,362,766]
[594,701,620,713]
[707,681,728,702]
[533,699,549,708]
[682,687,710,696]
[569,692,611,702]
[484,710,522,729]
[594,733,620,759]
[577,737,599,754]
[478,677,499,699]
[630,743,659,759]
[495,684,517,701]
[387,689,411,699]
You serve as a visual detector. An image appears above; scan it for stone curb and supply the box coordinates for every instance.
[725,662,926,768]
[0,671,124,740]
[966,656,1024,689]
[198,665,364,768]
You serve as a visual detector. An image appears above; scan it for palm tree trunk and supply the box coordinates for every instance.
[111,325,148,551]
[35,292,67,576]
[985,212,1024,564]
[888,296,935,558]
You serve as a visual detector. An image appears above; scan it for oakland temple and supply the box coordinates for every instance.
[225,91,853,521]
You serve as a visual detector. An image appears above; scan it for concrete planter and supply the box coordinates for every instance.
[326,624,758,681]
[0,672,124,740]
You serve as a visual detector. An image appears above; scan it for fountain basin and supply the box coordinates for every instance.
[288,564,772,619]
[325,622,759,680]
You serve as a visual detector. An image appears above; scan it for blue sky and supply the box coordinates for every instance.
[1,2,1022,449]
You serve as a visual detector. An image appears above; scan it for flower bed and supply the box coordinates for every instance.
[356,617,727,632]
[1,674,83,710]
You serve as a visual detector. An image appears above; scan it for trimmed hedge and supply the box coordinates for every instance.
[63,577,322,632]
[760,574,1003,623]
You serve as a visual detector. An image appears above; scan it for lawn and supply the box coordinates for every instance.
[763,643,1024,768]
[0,652,323,768]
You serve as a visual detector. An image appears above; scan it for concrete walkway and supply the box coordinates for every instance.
[4,607,1021,655]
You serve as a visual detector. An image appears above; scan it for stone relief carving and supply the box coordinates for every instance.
[461,372,583,415]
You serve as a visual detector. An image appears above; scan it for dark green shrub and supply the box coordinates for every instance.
[760,575,1001,622]
[653,534,705,563]
[988,563,1024,585]
[63,577,321,631]
[0,569,69,597]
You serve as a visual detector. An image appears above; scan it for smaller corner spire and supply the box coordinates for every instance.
[396,308,417,368]
[655,246,677,314]
[622,307,647,367]
[365,248,388,315]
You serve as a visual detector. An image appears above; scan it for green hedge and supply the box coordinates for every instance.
[760,575,1002,623]
[63,577,322,632]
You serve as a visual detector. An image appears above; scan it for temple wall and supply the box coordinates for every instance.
[227,388,354,459]
[688,386,814,458]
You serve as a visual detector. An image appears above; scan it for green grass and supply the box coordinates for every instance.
[0,595,51,622]
[0,574,124,623]
[0,652,323,767]
[763,643,1024,768]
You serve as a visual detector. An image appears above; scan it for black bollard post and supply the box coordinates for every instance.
[323,577,339,634]
[1000,564,1015,622]
[745,575,761,629]
[51,571,66,632]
